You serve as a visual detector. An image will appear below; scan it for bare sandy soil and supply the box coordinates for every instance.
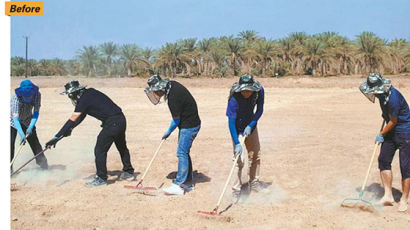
[10,75,410,229]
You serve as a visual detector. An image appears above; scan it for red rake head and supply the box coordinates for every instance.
[124,184,158,190]
[197,207,222,217]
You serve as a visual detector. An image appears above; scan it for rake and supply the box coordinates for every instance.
[124,139,165,192]
[10,138,27,169]
[11,146,50,177]
[341,120,385,210]
[197,136,246,217]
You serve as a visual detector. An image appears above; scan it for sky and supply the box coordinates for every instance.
[10,0,410,60]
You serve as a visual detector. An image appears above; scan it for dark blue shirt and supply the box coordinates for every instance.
[226,87,264,133]
[379,86,410,134]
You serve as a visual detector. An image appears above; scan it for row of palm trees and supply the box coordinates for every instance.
[11,31,410,77]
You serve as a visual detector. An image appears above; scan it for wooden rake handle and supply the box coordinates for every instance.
[10,143,25,168]
[215,136,246,208]
[359,120,386,198]
[10,135,29,168]
[139,139,165,181]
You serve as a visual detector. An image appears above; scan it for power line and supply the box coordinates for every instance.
[23,36,28,78]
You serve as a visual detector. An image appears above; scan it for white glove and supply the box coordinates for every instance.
[243,126,252,136]
[233,143,243,163]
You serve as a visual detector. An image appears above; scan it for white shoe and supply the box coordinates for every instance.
[162,183,184,195]
[180,184,195,192]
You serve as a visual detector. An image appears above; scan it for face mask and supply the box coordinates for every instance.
[67,90,84,106]
[145,88,163,105]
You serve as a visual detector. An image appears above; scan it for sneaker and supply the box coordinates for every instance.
[180,184,195,192]
[162,183,184,195]
[232,191,241,203]
[119,171,134,181]
[85,175,107,187]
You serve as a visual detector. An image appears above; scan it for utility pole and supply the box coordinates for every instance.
[23,36,28,78]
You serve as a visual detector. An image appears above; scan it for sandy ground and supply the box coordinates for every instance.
[10,75,410,229]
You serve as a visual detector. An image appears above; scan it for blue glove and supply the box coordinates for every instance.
[233,143,243,162]
[12,116,26,145]
[162,118,180,140]
[376,133,384,143]
[243,126,252,136]
[26,112,39,137]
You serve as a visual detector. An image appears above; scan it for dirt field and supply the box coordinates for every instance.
[10,75,410,229]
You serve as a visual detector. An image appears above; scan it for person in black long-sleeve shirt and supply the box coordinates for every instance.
[45,80,134,187]
[144,75,201,195]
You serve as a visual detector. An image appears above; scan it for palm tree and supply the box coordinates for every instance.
[225,36,243,76]
[198,38,212,76]
[288,32,307,75]
[238,30,258,44]
[77,46,100,76]
[27,59,39,76]
[210,49,227,77]
[180,38,198,76]
[315,32,340,75]
[49,58,66,76]
[37,59,51,75]
[330,36,356,75]
[141,47,155,73]
[66,59,82,76]
[11,57,27,76]
[356,32,386,73]
[155,42,188,78]
[253,39,276,76]
[278,38,298,75]
[386,39,409,74]
[119,44,140,76]
[100,42,118,76]
[303,36,326,76]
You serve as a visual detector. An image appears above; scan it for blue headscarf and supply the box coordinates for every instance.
[15,80,39,104]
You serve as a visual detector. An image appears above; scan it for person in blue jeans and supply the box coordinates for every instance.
[360,73,410,212]
[145,75,201,195]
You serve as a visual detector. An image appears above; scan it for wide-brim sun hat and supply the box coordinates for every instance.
[15,79,39,97]
[60,80,86,95]
[232,74,261,93]
[144,76,170,105]
[359,73,391,103]
[145,77,170,93]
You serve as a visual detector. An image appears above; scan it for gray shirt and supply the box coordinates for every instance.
[10,92,41,128]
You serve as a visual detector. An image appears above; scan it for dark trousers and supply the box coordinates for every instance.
[95,113,134,180]
[11,125,48,168]
[379,132,410,179]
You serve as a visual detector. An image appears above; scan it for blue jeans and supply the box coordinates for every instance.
[174,125,200,186]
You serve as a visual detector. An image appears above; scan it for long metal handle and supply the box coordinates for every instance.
[215,136,246,207]
[359,120,386,198]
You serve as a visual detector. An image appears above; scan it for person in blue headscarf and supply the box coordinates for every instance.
[10,80,48,170]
